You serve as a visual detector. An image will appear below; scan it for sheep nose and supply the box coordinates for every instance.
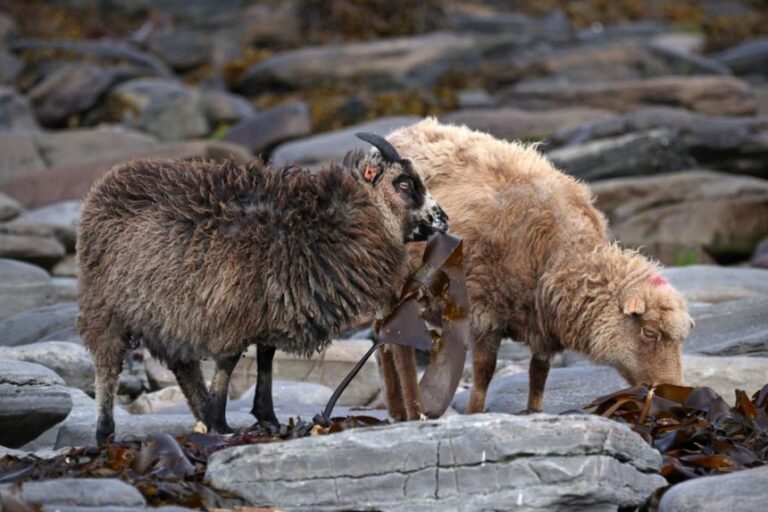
[432,205,449,232]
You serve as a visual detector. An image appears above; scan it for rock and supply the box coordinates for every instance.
[205,413,665,511]
[199,89,256,127]
[500,76,757,116]
[0,13,18,41]
[108,77,209,140]
[752,237,768,268]
[271,116,419,167]
[200,340,381,406]
[144,351,178,390]
[223,101,311,154]
[448,9,572,43]
[547,107,768,177]
[146,27,211,71]
[0,303,78,347]
[650,32,704,55]
[658,465,768,512]
[591,170,768,264]
[241,32,515,92]
[684,296,768,357]
[0,191,21,220]
[0,259,55,320]
[455,89,495,109]
[237,380,334,404]
[0,359,72,448]
[52,255,77,277]
[453,366,627,414]
[0,226,66,267]
[53,277,77,302]
[0,86,41,133]
[20,478,145,508]
[663,265,768,303]
[8,200,81,251]
[126,386,186,414]
[549,129,695,181]
[27,63,138,127]
[441,107,611,142]
[682,354,768,400]
[0,341,94,394]
[712,37,768,76]
[0,48,21,85]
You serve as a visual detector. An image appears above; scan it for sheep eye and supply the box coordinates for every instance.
[398,180,411,191]
[641,327,659,341]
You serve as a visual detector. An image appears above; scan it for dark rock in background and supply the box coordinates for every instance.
[223,101,311,154]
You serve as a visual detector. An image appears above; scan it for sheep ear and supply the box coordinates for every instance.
[623,296,646,316]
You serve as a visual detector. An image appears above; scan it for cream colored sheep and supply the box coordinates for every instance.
[380,118,693,419]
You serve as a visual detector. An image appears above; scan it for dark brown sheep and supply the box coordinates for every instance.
[77,134,448,445]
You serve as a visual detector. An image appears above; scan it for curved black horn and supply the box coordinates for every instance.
[355,132,402,163]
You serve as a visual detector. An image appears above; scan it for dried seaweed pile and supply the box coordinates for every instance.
[587,384,768,483]
[0,416,387,510]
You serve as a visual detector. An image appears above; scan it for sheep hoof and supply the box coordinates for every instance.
[210,423,235,435]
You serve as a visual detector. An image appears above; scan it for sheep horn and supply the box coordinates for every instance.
[355,132,402,163]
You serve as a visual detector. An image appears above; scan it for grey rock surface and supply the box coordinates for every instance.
[453,366,627,414]
[271,116,419,167]
[0,190,21,220]
[682,354,768,399]
[0,302,78,347]
[712,36,768,76]
[0,359,72,448]
[0,259,55,320]
[223,101,311,154]
[658,465,768,512]
[237,379,334,404]
[199,88,257,126]
[0,225,67,266]
[53,277,78,302]
[205,413,665,511]
[662,265,768,303]
[0,341,95,394]
[20,478,145,508]
[8,200,81,251]
[684,296,768,357]
[0,86,39,133]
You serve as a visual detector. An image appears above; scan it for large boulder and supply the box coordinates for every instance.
[205,413,666,511]
[0,341,95,394]
[0,359,72,448]
[19,478,146,509]
[663,265,768,303]
[712,37,768,76]
[146,27,212,72]
[658,465,768,512]
[271,116,419,167]
[0,225,66,267]
[7,200,81,251]
[591,170,768,264]
[684,296,768,357]
[453,366,627,414]
[0,303,79,347]
[223,101,311,154]
[500,75,757,116]
[0,259,55,320]
[199,89,257,127]
[0,86,39,133]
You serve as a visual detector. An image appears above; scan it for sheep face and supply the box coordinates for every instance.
[596,276,692,387]
[351,133,448,243]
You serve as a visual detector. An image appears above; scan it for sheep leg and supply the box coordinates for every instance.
[207,354,240,434]
[377,345,408,421]
[466,332,501,414]
[392,344,424,420]
[526,355,551,413]
[169,360,212,426]
[251,344,279,426]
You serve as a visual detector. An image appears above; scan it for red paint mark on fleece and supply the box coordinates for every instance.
[650,275,668,287]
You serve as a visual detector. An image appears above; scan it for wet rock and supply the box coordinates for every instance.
[146,27,211,71]
[682,355,768,400]
[0,86,41,133]
[0,359,72,448]
[241,32,515,92]
[547,107,768,177]
[500,76,757,116]
[0,341,95,394]
[27,63,139,127]
[453,366,627,414]
[684,296,768,357]
[201,340,381,406]
[53,277,77,302]
[591,170,768,264]
[712,37,768,76]
[20,478,145,508]
[8,200,81,251]
[271,116,419,167]
[658,465,768,512]
[0,302,78,347]
[0,259,55,320]
[206,413,665,511]
[752,237,768,268]
[0,191,21,220]
[223,101,311,154]
[663,265,768,303]
[237,380,334,404]
[0,226,66,267]
[199,89,256,127]
[108,78,209,140]
[441,107,611,142]
[549,128,695,181]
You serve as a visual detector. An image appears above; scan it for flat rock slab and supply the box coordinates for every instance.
[20,478,145,508]
[662,265,768,303]
[683,355,768,399]
[453,366,627,414]
[205,413,665,511]
[658,465,768,512]
[0,341,95,394]
[0,302,78,347]
[684,296,768,356]
[0,258,55,320]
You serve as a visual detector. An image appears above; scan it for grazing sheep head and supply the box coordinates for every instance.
[349,132,449,242]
